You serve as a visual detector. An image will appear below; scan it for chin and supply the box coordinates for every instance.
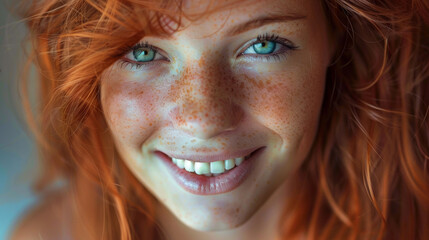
[171,194,267,232]
[179,211,250,232]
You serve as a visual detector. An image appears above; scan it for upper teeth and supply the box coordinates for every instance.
[172,157,245,175]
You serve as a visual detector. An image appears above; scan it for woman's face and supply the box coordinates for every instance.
[101,0,333,231]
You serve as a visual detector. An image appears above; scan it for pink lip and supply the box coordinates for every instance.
[155,147,265,195]
[162,147,260,162]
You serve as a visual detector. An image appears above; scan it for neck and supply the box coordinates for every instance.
[155,180,290,240]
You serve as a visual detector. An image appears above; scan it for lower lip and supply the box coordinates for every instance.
[155,148,265,195]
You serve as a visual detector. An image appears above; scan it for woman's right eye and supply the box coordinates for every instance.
[132,47,157,62]
[121,42,168,68]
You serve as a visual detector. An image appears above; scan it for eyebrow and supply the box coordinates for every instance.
[226,13,307,36]
[144,13,307,40]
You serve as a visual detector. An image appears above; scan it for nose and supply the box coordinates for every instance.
[168,65,244,139]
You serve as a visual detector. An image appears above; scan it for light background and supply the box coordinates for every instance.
[0,1,38,239]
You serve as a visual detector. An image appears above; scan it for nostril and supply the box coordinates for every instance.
[168,101,244,139]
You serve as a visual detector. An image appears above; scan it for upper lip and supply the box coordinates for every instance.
[159,146,262,162]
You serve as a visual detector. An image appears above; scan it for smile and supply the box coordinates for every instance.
[171,154,250,177]
[155,147,265,195]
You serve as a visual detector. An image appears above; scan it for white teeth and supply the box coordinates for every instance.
[184,160,195,172]
[235,157,244,166]
[224,159,235,170]
[210,161,225,174]
[171,153,250,175]
[194,162,210,175]
[176,159,184,169]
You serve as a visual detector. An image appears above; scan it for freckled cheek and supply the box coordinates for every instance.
[237,71,325,139]
[101,82,160,149]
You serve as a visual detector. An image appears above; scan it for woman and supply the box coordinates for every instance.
[11,0,429,239]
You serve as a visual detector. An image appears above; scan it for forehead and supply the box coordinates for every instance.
[181,0,305,14]
[167,0,315,38]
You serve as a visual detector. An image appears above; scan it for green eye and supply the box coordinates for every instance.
[133,47,155,62]
[252,41,276,54]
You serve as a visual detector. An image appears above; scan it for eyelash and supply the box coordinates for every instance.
[239,33,298,62]
[119,42,166,70]
[119,33,298,69]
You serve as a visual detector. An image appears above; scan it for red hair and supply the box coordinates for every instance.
[16,0,429,239]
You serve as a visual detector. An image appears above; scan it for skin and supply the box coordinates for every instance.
[100,0,335,239]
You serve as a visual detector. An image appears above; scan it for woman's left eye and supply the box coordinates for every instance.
[240,34,298,60]
[244,40,279,55]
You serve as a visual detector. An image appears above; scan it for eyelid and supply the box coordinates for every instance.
[236,34,298,57]
[122,42,169,64]
[128,42,166,55]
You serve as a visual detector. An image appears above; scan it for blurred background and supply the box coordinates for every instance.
[0,0,38,239]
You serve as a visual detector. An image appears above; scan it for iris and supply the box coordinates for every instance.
[133,47,155,62]
[252,41,276,54]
